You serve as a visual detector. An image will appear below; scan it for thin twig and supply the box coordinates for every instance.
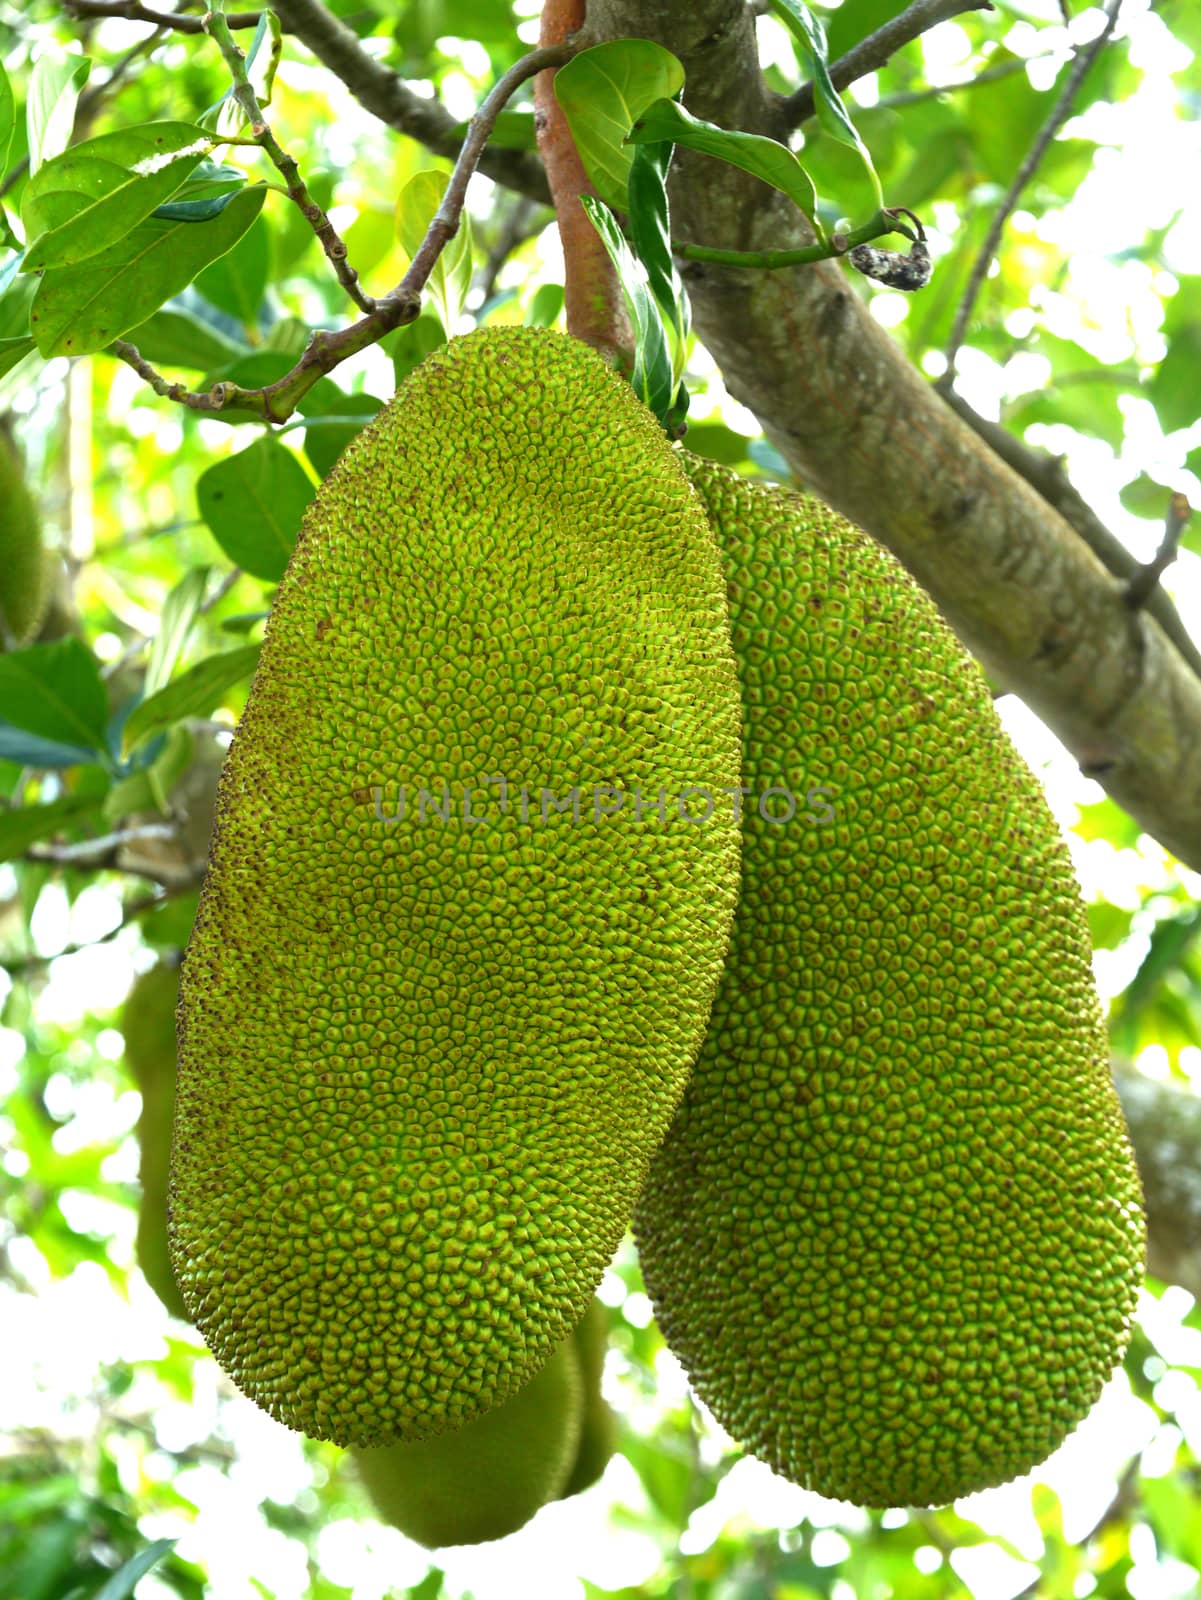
[203,8,373,313]
[1127,495,1191,611]
[199,566,243,615]
[874,51,1059,111]
[64,0,261,31]
[27,824,177,866]
[110,43,573,422]
[939,0,1124,383]
[782,0,995,127]
[270,0,550,203]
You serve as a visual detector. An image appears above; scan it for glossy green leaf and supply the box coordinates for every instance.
[29,183,266,357]
[579,196,674,425]
[396,169,474,337]
[25,44,92,174]
[629,97,821,232]
[122,644,260,757]
[0,638,109,753]
[767,0,882,209]
[554,40,685,212]
[627,138,689,382]
[195,434,313,580]
[21,123,211,272]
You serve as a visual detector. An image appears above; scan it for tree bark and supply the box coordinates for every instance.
[585,0,1201,873]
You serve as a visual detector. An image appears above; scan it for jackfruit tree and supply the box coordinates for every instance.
[1,1,1201,1597]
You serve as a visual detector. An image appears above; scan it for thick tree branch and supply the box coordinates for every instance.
[1115,1069,1201,1303]
[585,0,1201,872]
[268,0,550,203]
[943,390,1201,681]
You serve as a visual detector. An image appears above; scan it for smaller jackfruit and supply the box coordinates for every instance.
[0,418,48,651]
[560,1297,616,1498]
[123,961,189,1322]
[353,1336,582,1547]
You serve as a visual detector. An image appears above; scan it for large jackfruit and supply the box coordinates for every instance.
[354,1329,582,1546]
[634,455,1145,1508]
[123,961,189,1322]
[0,419,47,650]
[171,327,742,1447]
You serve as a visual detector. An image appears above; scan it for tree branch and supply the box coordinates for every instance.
[536,0,631,365]
[1114,1069,1201,1303]
[64,0,262,28]
[942,389,1201,681]
[782,0,995,127]
[940,0,1123,380]
[268,0,551,203]
[585,0,1201,872]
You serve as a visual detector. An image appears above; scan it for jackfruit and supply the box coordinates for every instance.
[123,961,189,1322]
[634,454,1145,1508]
[560,1295,616,1498]
[170,326,742,1447]
[354,1331,582,1546]
[0,418,47,650]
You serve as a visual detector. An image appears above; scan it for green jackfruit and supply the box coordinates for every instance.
[171,326,742,1448]
[123,961,189,1322]
[354,1332,582,1546]
[560,1296,616,1498]
[634,455,1145,1508]
[0,419,47,650]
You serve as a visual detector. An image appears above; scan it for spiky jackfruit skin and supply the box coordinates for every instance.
[0,421,47,650]
[560,1296,616,1498]
[634,455,1145,1509]
[354,1334,582,1547]
[124,963,190,1322]
[171,327,742,1448]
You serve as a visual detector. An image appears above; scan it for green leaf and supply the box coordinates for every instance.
[196,435,313,580]
[120,306,247,371]
[122,645,260,756]
[627,138,689,384]
[384,312,446,389]
[629,98,821,233]
[580,196,674,425]
[29,184,266,358]
[0,335,35,377]
[194,210,271,327]
[0,791,105,864]
[21,123,212,272]
[300,390,380,479]
[90,1539,176,1600]
[1150,322,1201,435]
[145,567,210,696]
[525,282,564,328]
[0,62,15,177]
[554,40,685,212]
[0,639,109,753]
[25,45,92,174]
[766,0,882,210]
[0,723,96,768]
[395,170,474,338]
